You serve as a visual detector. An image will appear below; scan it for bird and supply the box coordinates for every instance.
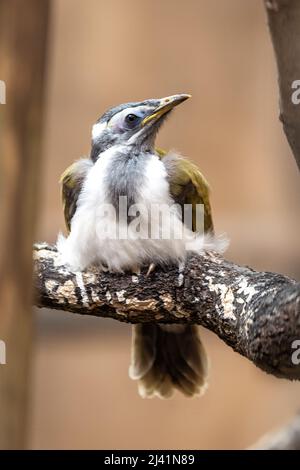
[58,94,225,398]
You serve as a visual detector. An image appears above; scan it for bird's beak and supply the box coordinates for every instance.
[141,94,191,127]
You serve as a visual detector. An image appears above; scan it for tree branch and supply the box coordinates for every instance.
[252,413,300,450]
[33,243,300,381]
[264,0,300,170]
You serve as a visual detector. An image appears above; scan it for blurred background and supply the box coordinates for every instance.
[1,0,300,449]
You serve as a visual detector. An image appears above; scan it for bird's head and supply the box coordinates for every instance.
[90,94,191,161]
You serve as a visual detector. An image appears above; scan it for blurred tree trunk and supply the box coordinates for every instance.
[0,0,50,449]
[264,0,300,170]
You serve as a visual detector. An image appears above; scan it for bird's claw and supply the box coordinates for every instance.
[131,265,141,276]
[146,263,156,277]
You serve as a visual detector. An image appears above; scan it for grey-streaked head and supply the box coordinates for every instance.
[90,94,191,161]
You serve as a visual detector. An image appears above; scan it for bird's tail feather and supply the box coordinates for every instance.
[129,323,208,398]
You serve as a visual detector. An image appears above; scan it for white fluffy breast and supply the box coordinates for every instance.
[57,148,221,272]
[136,154,170,205]
[57,148,174,271]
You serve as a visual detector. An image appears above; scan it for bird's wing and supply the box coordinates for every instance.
[60,158,93,232]
[159,150,214,233]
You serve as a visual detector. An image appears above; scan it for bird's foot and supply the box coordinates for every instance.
[146,262,156,277]
[178,260,185,272]
[178,260,185,286]
[100,264,109,273]
[131,265,141,276]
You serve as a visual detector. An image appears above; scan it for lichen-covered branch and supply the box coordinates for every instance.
[252,413,300,450]
[264,0,300,170]
[33,243,300,381]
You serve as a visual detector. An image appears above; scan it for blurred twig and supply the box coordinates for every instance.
[251,413,300,450]
[264,0,300,170]
[0,0,50,450]
[33,243,300,381]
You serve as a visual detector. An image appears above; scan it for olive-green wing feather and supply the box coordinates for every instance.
[60,158,93,232]
[158,149,214,234]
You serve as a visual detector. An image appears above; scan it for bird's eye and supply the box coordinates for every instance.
[124,113,140,129]
[126,114,137,122]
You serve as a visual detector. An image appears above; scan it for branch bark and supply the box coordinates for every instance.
[264,0,300,170]
[33,243,300,381]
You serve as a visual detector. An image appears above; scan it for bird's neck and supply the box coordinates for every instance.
[103,145,152,209]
